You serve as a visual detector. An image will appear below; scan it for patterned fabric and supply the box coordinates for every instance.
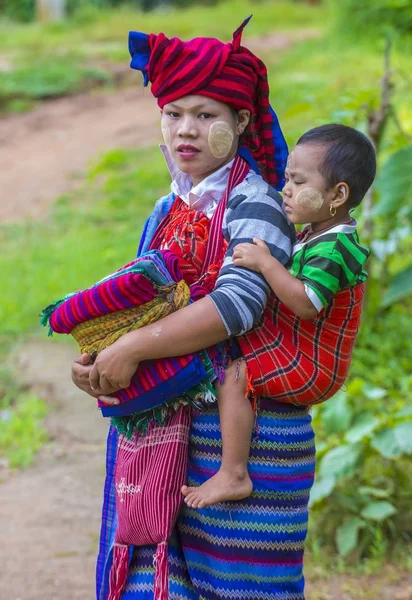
[108,406,191,600]
[96,160,311,600]
[238,284,365,406]
[41,250,212,422]
[138,195,176,257]
[139,171,295,338]
[291,222,370,311]
[116,400,315,600]
[128,17,288,189]
[44,250,180,334]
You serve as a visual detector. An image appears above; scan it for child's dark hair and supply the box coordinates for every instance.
[296,124,376,208]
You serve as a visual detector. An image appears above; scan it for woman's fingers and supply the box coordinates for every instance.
[89,362,101,391]
[98,395,119,406]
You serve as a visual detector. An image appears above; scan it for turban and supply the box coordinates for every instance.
[129,16,288,190]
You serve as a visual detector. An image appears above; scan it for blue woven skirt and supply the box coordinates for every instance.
[97,399,315,600]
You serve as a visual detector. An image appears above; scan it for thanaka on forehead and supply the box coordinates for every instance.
[285,168,308,179]
[285,169,304,176]
[166,99,218,111]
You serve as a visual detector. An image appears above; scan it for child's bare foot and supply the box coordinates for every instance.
[181,469,253,509]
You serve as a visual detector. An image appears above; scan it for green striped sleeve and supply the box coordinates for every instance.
[292,232,370,308]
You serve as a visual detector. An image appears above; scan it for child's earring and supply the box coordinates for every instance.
[330,204,337,217]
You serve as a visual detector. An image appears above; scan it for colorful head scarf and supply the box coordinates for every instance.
[129,16,288,190]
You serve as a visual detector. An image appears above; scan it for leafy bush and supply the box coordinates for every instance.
[0,0,218,22]
[0,58,111,109]
[328,0,412,39]
[0,0,33,21]
[309,376,412,559]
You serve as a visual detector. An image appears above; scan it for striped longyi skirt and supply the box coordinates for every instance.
[111,399,315,600]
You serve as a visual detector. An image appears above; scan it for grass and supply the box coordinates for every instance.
[0,363,47,469]
[0,147,169,337]
[266,35,412,155]
[0,0,326,111]
[0,1,326,55]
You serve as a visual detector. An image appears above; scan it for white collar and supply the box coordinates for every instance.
[160,145,234,219]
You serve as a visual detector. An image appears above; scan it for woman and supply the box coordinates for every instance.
[72,18,315,600]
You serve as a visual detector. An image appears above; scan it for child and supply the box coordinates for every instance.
[182,123,376,509]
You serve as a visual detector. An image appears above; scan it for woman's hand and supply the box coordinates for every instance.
[71,353,119,405]
[233,238,273,273]
[89,334,140,396]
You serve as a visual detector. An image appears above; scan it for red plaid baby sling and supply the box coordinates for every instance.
[238,283,365,406]
[107,156,250,600]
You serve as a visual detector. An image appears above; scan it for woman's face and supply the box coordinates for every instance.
[161,95,248,185]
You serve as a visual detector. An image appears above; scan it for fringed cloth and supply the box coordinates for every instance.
[108,405,192,600]
[40,249,217,434]
[238,283,365,406]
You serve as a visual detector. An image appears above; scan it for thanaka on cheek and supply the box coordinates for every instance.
[161,122,171,147]
[295,188,324,213]
[208,121,234,159]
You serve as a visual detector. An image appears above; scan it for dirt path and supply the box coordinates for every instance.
[0,339,108,599]
[0,88,163,222]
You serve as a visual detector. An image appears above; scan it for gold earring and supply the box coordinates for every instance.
[330,205,337,217]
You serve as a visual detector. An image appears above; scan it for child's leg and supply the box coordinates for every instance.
[182,359,253,509]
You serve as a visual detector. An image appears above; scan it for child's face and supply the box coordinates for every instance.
[282,143,337,225]
[161,95,243,186]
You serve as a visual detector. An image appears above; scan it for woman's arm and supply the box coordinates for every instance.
[85,176,294,395]
[88,296,227,394]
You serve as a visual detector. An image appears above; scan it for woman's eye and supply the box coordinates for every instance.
[199,113,213,119]
[167,112,180,118]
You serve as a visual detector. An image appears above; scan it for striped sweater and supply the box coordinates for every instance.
[138,170,295,336]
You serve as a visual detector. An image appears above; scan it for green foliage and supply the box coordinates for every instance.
[382,266,412,307]
[0,0,326,112]
[0,57,111,108]
[309,376,412,559]
[0,0,326,27]
[374,145,412,219]
[328,0,412,40]
[1,0,33,22]
[0,146,169,336]
[0,366,47,468]
[368,145,412,307]
[267,34,412,149]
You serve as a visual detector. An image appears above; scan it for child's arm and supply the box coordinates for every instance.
[233,239,318,320]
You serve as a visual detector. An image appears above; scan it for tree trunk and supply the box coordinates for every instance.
[36,0,66,22]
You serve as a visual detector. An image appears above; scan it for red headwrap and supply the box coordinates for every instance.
[129,17,287,188]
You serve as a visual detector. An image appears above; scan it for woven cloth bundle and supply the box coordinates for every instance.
[40,249,216,435]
